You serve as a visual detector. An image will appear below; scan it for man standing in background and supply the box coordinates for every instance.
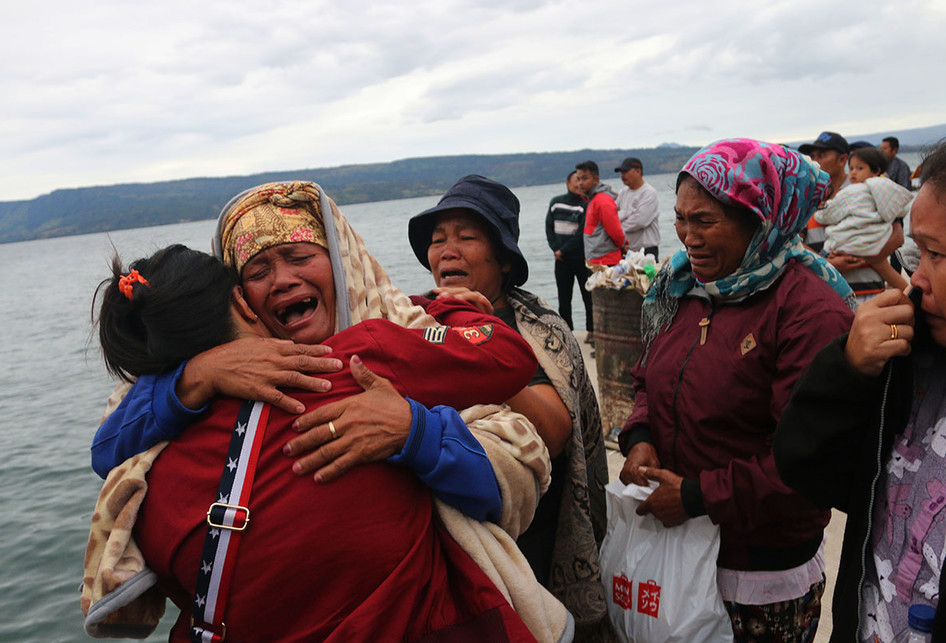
[799,130,851,197]
[881,136,912,188]
[576,160,625,267]
[799,131,851,253]
[614,157,660,258]
[546,171,593,335]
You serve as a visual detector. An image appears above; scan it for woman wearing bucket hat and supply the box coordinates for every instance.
[84,181,575,642]
[408,175,611,638]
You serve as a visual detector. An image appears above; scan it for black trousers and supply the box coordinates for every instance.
[554,252,593,332]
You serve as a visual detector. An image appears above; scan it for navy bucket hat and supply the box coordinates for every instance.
[408,175,529,288]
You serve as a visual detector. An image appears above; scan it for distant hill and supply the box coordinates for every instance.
[787,122,946,150]
[3,121,944,245]
[0,148,699,244]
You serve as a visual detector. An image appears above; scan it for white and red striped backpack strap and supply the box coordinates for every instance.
[190,400,270,643]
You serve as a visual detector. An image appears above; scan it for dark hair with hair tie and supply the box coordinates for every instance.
[95,245,238,382]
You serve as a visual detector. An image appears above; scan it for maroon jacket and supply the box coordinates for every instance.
[620,260,853,570]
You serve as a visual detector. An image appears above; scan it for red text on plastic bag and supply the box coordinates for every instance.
[638,579,661,618]
[612,575,633,610]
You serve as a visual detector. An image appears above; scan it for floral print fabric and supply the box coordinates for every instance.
[724,578,825,643]
[861,350,946,642]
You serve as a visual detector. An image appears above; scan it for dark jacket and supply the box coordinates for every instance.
[620,261,853,570]
[545,190,587,258]
[775,328,946,641]
[887,155,913,189]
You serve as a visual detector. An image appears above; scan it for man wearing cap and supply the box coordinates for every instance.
[614,157,660,258]
[575,160,625,266]
[881,136,912,189]
[799,131,851,254]
[800,131,905,299]
[408,176,611,636]
[800,131,851,198]
[545,170,594,334]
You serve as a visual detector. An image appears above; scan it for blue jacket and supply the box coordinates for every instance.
[92,364,503,522]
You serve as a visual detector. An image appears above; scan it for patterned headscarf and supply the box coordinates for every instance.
[214,181,435,334]
[217,181,328,274]
[642,138,856,352]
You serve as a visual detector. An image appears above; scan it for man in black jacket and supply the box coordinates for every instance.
[882,136,913,190]
[545,170,593,336]
[775,141,946,642]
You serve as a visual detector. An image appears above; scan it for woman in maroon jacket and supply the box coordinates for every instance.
[618,139,856,642]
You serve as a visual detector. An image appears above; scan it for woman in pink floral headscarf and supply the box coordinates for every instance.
[618,139,855,641]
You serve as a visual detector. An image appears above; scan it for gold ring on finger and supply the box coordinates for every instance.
[890,324,898,340]
[328,421,338,440]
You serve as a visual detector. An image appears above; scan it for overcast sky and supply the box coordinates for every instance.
[2,0,944,201]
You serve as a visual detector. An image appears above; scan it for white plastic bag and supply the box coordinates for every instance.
[598,480,734,642]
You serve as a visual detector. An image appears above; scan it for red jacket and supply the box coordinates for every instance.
[620,261,853,570]
[136,299,539,642]
[583,190,625,265]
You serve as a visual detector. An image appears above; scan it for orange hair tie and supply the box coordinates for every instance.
[118,269,150,300]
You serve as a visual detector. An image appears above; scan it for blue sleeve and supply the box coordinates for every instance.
[90,362,208,478]
[386,398,502,522]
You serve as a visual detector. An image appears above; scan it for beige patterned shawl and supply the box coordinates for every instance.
[508,288,611,638]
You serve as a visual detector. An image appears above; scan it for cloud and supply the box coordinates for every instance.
[0,0,944,201]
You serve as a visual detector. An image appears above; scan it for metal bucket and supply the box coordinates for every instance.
[591,287,644,440]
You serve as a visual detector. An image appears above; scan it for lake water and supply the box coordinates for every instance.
[0,152,921,641]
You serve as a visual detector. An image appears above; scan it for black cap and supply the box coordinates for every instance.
[615,157,643,172]
[799,131,850,155]
[849,140,875,151]
[408,175,528,288]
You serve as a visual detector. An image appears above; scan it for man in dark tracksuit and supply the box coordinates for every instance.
[545,170,593,334]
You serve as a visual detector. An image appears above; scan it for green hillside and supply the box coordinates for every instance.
[3,128,938,244]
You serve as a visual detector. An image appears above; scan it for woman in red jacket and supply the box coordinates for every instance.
[618,139,856,642]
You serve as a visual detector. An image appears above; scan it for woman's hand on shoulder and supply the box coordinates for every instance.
[433,286,494,315]
[619,441,660,486]
[844,288,915,377]
[283,355,412,482]
[179,337,343,413]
